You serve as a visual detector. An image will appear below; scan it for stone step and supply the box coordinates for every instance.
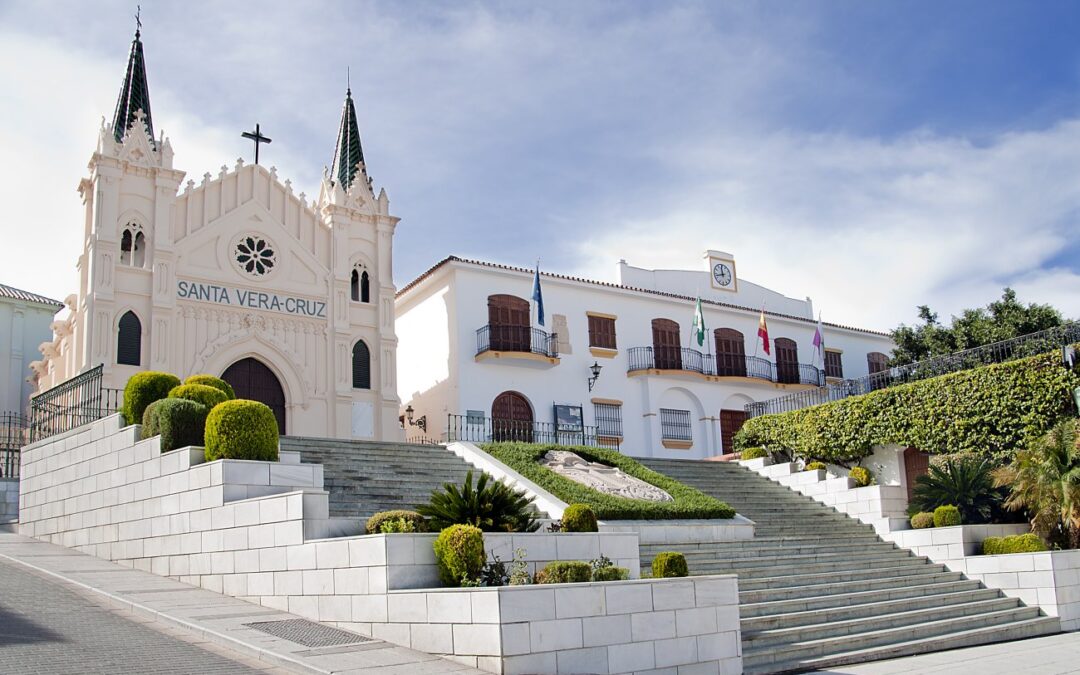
[736,563,952,595]
[641,539,896,557]
[677,553,928,580]
[740,579,988,618]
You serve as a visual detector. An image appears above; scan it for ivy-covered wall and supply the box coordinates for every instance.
[735,347,1080,463]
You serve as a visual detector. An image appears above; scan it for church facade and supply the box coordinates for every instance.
[31,27,403,441]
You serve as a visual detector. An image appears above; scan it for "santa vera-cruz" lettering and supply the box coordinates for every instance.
[176,279,326,319]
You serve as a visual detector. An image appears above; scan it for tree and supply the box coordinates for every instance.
[889,288,1063,366]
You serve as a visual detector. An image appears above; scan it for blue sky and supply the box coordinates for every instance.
[1,1,1079,330]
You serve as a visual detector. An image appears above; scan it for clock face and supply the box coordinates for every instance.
[712,263,733,287]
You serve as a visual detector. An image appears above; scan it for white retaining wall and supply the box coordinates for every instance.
[882,524,1030,570]
[956,550,1080,631]
[0,477,17,521]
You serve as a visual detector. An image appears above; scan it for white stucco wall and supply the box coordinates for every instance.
[0,294,60,414]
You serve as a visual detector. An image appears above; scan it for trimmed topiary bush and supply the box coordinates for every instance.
[433,524,485,586]
[364,510,428,535]
[911,512,935,529]
[592,565,630,582]
[142,399,165,437]
[982,533,1048,555]
[849,466,873,487]
[933,504,962,528]
[805,461,827,472]
[204,399,279,462]
[651,551,689,578]
[535,561,592,584]
[740,447,767,460]
[168,383,228,411]
[562,504,598,533]
[147,398,209,452]
[123,371,181,426]
[184,374,236,400]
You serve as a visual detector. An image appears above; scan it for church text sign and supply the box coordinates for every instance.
[176,279,327,319]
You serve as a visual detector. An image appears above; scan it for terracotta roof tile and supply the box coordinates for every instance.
[0,283,63,308]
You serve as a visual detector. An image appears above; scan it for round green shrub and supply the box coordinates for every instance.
[849,466,873,487]
[147,398,209,452]
[123,371,181,426]
[982,533,1048,555]
[433,525,485,586]
[169,383,228,411]
[142,399,165,437]
[204,399,279,462]
[592,565,630,582]
[651,551,689,578]
[561,504,598,533]
[911,512,935,529]
[184,374,235,400]
[365,510,428,535]
[805,461,827,472]
[740,447,767,460]
[933,504,962,528]
[535,561,593,584]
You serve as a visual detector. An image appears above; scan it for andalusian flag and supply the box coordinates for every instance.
[692,298,706,347]
[812,313,825,366]
[758,308,770,355]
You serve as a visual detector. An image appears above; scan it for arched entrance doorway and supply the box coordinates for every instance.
[491,391,533,443]
[221,358,286,434]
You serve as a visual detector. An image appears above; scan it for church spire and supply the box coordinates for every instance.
[111,14,154,146]
[330,87,367,191]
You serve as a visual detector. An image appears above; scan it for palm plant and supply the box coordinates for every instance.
[993,419,1080,549]
[417,471,540,533]
[911,455,1001,525]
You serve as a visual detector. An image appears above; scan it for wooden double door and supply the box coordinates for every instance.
[491,391,533,442]
[488,295,531,352]
[221,358,286,434]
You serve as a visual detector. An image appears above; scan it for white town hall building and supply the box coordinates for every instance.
[31,26,403,441]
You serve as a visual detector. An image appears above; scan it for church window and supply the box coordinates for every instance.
[351,267,371,303]
[234,235,276,276]
[350,269,360,301]
[352,340,371,389]
[361,270,370,303]
[120,226,145,267]
[117,311,142,366]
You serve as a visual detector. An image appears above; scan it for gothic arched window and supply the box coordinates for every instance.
[352,340,371,389]
[350,266,371,303]
[350,269,360,301]
[120,226,146,267]
[117,311,142,366]
[360,270,370,303]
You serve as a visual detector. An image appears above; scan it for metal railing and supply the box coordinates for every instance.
[446,414,620,450]
[746,321,1080,418]
[0,413,29,478]
[476,325,559,358]
[627,346,823,386]
[29,365,123,441]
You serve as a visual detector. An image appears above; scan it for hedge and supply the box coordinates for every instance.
[535,561,592,584]
[433,524,485,586]
[169,383,229,411]
[562,504,598,532]
[184,374,236,400]
[982,533,1048,555]
[735,347,1080,463]
[481,442,735,520]
[123,371,181,426]
[364,510,428,534]
[651,551,689,578]
[934,504,962,528]
[146,398,209,452]
[911,512,935,529]
[204,399,279,462]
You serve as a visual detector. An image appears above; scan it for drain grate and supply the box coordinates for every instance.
[242,619,375,648]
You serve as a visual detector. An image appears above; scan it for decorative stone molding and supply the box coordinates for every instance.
[542,450,674,502]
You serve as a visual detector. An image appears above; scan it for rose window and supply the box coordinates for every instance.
[235,236,276,276]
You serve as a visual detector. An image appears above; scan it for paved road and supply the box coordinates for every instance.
[0,556,281,674]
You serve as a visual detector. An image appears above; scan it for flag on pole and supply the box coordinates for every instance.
[812,313,825,366]
[692,298,706,347]
[531,262,545,327]
[757,308,770,355]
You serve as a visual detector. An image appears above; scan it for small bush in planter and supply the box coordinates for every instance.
[849,466,873,487]
[910,512,935,529]
[651,551,689,578]
[591,555,629,582]
[183,374,236,400]
[805,461,827,472]
[146,398,209,452]
[982,533,1048,555]
[123,371,181,426]
[433,524,485,586]
[417,471,540,532]
[204,399,279,462]
[535,561,592,584]
[740,447,767,460]
[933,504,962,528]
[562,504,598,532]
[169,383,228,411]
[365,510,427,535]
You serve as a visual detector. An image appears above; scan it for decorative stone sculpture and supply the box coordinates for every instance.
[542,451,674,502]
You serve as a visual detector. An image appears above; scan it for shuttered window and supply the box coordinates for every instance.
[825,350,844,379]
[660,408,692,441]
[117,311,141,366]
[594,402,623,438]
[867,352,888,374]
[587,315,617,350]
[352,340,371,389]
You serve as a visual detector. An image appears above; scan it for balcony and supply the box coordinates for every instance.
[475,325,559,365]
[627,346,823,386]
[446,414,619,450]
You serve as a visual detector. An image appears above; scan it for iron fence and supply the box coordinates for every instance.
[29,365,123,441]
[746,321,1080,418]
[0,413,29,478]
[446,414,620,450]
[476,325,559,358]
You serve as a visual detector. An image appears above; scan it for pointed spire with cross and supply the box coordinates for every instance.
[112,5,154,145]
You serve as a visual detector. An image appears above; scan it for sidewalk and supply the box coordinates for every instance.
[0,531,481,675]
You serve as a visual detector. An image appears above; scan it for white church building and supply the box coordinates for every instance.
[396,252,895,459]
[31,26,402,441]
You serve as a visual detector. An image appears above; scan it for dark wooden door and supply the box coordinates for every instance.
[488,294,531,352]
[221,358,286,434]
[714,328,747,377]
[720,409,748,455]
[903,447,931,503]
[492,391,533,442]
[775,337,799,384]
[652,318,682,370]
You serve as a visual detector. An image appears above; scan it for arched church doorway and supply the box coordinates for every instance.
[492,391,533,443]
[221,358,286,435]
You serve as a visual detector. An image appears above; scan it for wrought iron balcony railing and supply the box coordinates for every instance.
[476,325,559,359]
[446,414,619,450]
[627,346,823,386]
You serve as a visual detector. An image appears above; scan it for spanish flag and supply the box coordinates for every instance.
[758,308,770,355]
